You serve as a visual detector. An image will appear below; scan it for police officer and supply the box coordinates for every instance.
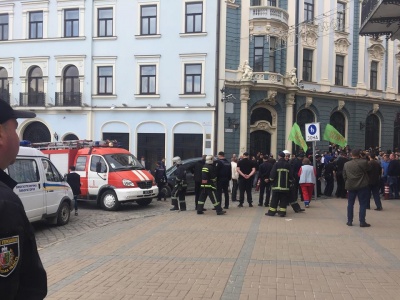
[258,155,273,207]
[0,99,47,299]
[154,161,167,201]
[215,151,232,209]
[197,155,226,215]
[170,156,187,211]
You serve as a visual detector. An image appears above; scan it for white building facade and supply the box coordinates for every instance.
[218,0,400,157]
[0,0,219,168]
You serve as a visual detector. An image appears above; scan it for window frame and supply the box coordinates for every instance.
[64,8,79,38]
[0,13,9,41]
[184,63,202,94]
[97,66,113,95]
[302,49,313,82]
[337,2,346,32]
[335,55,345,86]
[253,36,264,72]
[370,61,378,90]
[304,0,314,23]
[97,7,113,37]
[268,0,277,6]
[140,5,157,35]
[29,11,43,39]
[140,65,157,95]
[185,2,203,34]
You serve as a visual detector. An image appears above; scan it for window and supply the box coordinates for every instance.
[63,65,80,105]
[251,0,261,5]
[29,11,43,39]
[253,36,264,72]
[0,67,9,102]
[140,65,156,94]
[269,37,276,72]
[337,2,346,32]
[8,159,39,183]
[28,66,44,105]
[64,9,79,37]
[98,8,113,37]
[303,49,313,82]
[141,5,157,35]
[42,159,62,182]
[304,0,314,23]
[76,156,87,171]
[268,0,277,6]
[90,156,107,173]
[97,66,113,94]
[184,64,202,94]
[0,14,8,41]
[185,2,203,33]
[370,61,378,90]
[335,55,344,86]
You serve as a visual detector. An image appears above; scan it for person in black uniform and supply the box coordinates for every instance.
[315,154,324,197]
[323,158,335,197]
[194,155,206,209]
[0,99,47,299]
[334,151,349,198]
[237,152,256,207]
[197,155,226,215]
[66,165,81,215]
[153,161,167,201]
[215,151,232,209]
[170,156,187,211]
[258,155,273,207]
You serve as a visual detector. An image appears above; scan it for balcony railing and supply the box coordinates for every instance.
[250,6,289,25]
[0,91,10,104]
[361,0,380,27]
[252,72,284,84]
[55,92,82,106]
[19,92,46,107]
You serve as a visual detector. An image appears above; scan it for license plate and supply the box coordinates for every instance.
[143,190,152,195]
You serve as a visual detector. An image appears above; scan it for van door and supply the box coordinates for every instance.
[41,158,66,215]
[88,155,108,196]
[7,158,45,222]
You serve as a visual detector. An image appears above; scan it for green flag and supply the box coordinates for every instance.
[323,124,347,148]
[288,122,308,153]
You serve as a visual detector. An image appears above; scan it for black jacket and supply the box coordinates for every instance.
[0,170,47,300]
[215,158,232,182]
[66,172,81,196]
[387,159,400,176]
[258,160,273,180]
[154,166,167,184]
[270,158,293,192]
[194,159,205,182]
[201,164,217,189]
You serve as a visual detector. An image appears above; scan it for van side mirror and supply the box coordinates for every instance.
[96,162,102,173]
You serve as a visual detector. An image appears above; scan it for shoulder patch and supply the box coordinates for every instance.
[0,236,20,277]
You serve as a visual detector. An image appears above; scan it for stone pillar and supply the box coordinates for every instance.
[239,85,250,155]
[285,93,295,149]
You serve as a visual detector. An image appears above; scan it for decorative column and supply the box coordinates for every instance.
[239,85,250,155]
[285,93,295,147]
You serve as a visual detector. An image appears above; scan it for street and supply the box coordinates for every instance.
[37,194,400,300]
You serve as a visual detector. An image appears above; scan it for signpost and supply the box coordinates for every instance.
[305,123,320,202]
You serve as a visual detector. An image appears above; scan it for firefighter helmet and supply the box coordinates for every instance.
[172,156,182,165]
[205,155,214,164]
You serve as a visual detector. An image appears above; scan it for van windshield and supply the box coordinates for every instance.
[104,154,144,171]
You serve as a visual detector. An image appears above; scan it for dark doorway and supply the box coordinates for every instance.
[23,121,50,143]
[137,133,165,171]
[394,113,400,151]
[296,109,315,153]
[174,133,202,160]
[330,111,345,137]
[365,114,380,150]
[103,132,129,150]
[64,134,79,141]
[250,131,271,156]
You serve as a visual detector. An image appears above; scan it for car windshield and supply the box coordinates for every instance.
[104,153,143,171]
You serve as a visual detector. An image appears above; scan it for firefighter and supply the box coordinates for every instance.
[197,155,226,215]
[170,156,187,211]
[266,150,293,217]
[286,151,305,213]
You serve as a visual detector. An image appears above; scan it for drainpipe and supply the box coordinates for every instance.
[214,0,221,153]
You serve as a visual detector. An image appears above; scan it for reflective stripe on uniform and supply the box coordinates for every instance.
[269,207,277,212]
[279,207,286,212]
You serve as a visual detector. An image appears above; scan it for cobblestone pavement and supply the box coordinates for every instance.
[38,194,400,300]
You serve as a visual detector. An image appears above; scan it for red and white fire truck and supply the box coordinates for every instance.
[31,140,158,211]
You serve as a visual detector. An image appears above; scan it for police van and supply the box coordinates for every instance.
[5,147,74,226]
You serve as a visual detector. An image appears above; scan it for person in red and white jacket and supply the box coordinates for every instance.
[298,157,317,208]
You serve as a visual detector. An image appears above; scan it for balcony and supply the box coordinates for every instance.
[360,0,400,40]
[55,92,82,106]
[252,72,284,85]
[0,91,10,104]
[19,92,46,107]
[250,6,289,25]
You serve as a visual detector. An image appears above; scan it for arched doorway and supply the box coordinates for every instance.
[250,131,271,156]
[23,121,51,143]
[393,113,400,151]
[330,111,345,137]
[365,114,380,150]
[296,109,315,153]
[63,65,80,106]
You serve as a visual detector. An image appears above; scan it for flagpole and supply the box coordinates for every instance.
[313,141,318,202]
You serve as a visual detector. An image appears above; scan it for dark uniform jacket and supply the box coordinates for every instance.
[153,166,167,184]
[194,159,205,183]
[0,170,47,300]
[174,164,187,186]
[368,159,382,186]
[66,172,81,196]
[201,164,217,189]
[387,159,400,176]
[258,160,273,180]
[214,158,232,182]
[269,158,293,192]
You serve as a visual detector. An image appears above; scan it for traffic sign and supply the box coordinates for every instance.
[305,122,320,142]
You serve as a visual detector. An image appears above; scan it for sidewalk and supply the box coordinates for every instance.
[41,195,400,300]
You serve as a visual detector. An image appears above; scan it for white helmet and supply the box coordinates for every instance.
[283,150,291,155]
[205,155,214,164]
[172,156,182,165]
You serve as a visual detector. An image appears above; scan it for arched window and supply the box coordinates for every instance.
[62,65,80,106]
[296,109,315,152]
[365,114,380,150]
[0,67,9,103]
[250,107,272,124]
[23,121,50,143]
[330,111,345,137]
[28,66,44,106]
[63,134,79,141]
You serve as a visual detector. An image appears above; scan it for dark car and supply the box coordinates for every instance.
[160,157,203,198]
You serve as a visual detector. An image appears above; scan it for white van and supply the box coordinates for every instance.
[4,147,74,225]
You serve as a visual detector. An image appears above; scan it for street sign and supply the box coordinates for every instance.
[305,122,320,142]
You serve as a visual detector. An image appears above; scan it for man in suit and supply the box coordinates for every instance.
[66,166,81,216]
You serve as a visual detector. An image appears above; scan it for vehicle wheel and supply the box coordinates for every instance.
[57,201,71,226]
[136,198,152,206]
[101,190,120,211]
[161,185,172,198]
